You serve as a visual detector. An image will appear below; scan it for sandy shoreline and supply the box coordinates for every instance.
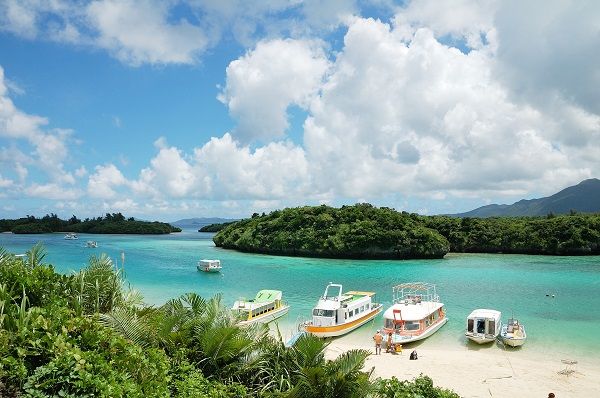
[325,338,600,398]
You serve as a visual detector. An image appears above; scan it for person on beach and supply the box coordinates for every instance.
[548,394,555,398]
[409,350,418,360]
[373,330,383,354]
[386,332,393,353]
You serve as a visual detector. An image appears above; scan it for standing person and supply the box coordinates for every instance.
[548,394,555,398]
[386,332,393,353]
[373,330,383,355]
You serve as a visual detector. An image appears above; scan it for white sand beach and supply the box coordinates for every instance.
[325,338,600,398]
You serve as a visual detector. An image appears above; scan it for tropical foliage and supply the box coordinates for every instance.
[199,221,237,232]
[0,213,181,234]
[423,213,600,255]
[213,205,600,258]
[214,204,450,259]
[1,245,459,397]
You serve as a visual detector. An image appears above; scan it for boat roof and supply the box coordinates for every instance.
[199,259,220,264]
[254,290,282,303]
[383,302,444,321]
[345,291,376,297]
[467,309,501,319]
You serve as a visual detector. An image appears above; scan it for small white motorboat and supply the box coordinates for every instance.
[197,259,222,273]
[64,233,79,240]
[500,318,527,347]
[85,241,98,248]
[465,309,502,344]
[232,290,289,326]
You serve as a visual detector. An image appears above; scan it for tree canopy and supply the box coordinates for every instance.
[0,213,181,234]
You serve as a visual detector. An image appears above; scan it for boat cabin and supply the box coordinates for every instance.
[466,309,501,341]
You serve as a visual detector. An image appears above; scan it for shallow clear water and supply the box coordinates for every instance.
[2,230,600,359]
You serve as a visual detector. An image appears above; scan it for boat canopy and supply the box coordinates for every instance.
[467,309,501,320]
[392,282,440,305]
[383,302,444,321]
[254,290,283,303]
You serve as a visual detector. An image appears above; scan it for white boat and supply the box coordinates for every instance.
[197,259,222,273]
[382,282,448,345]
[85,241,98,248]
[465,309,502,344]
[64,233,78,240]
[232,290,289,326]
[500,318,527,347]
[303,283,382,338]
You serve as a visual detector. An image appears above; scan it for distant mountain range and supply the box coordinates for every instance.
[170,217,238,228]
[450,178,600,217]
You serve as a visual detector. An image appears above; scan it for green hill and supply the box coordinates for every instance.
[214,204,450,259]
[452,178,600,217]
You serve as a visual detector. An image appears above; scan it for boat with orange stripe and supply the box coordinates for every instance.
[303,283,382,338]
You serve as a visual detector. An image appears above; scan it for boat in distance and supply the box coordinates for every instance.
[197,259,222,273]
[85,240,98,248]
[500,318,527,347]
[232,290,289,326]
[382,282,448,345]
[303,283,382,338]
[64,233,79,240]
[465,309,502,344]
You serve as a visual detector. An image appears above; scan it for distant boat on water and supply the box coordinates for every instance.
[197,259,222,273]
[85,241,98,248]
[64,233,78,240]
[465,309,502,344]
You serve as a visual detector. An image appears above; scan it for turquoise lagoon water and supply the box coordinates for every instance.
[2,229,600,360]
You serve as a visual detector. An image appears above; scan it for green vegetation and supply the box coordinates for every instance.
[1,244,459,397]
[214,205,600,258]
[422,213,600,255]
[214,204,450,259]
[0,213,181,234]
[199,221,237,232]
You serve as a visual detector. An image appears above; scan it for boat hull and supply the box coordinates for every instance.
[238,305,290,326]
[306,305,382,338]
[465,333,497,344]
[389,317,448,344]
[501,336,526,347]
[197,266,221,273]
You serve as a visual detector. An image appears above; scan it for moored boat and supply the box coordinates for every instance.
[465,309,501,344]
[232,290,289,326]
[85,240,98,248]
[500,318,527,347]
[64,233,78,240]
[197,259,222,273]
[304,283,382,338]
[382,282,448,345]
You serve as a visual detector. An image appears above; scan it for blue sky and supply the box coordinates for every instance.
[1,0,598,221]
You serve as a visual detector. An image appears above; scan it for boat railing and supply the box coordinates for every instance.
[392,282,439,304]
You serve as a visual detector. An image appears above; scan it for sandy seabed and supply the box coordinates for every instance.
[325,337,600,398]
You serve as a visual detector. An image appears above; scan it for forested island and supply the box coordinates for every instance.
[214,204,450,259]
[198,221,236,232]
[0,245,458,397]
[213,204,600,259]
[0,213,181,234]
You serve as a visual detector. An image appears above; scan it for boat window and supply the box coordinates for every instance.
[477,319,485,334]
[404,321,420,331]
[313,309,335,317]
[384,319,394,328]
[488,320,495,334]
[467,319,474,332]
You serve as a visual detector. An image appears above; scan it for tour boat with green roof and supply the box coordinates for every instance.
[231,290,289,326]
[304,283,382,338]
